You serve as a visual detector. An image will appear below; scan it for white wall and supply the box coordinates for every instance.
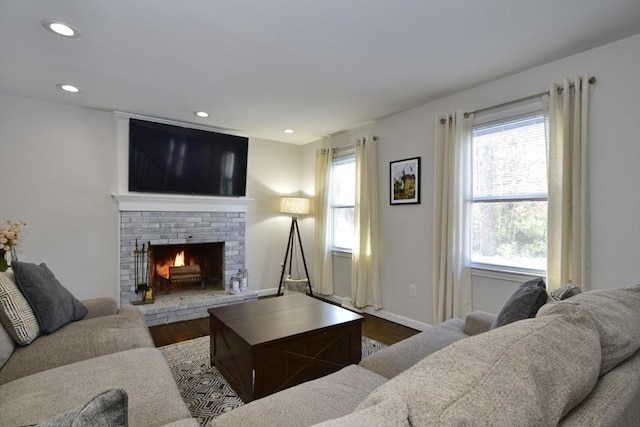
[0,95,119,300]
[0,94,303,301]
[245,137,304,293]
[303,35,640,328]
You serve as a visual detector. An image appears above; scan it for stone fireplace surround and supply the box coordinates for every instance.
[114,194,257,326]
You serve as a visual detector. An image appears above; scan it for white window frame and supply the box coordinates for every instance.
[330,150,355,254]
[470,100,547,276]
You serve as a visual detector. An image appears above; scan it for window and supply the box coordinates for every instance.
[330,154,355,251]
[471,108,547,272]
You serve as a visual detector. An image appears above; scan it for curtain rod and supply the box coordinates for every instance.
[330,135,379,154]
[462,76,596,119]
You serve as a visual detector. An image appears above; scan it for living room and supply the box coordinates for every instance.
[1,3,638,332]
[0,0,640,427]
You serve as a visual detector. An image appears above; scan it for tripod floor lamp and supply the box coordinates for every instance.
[277,197,313,296]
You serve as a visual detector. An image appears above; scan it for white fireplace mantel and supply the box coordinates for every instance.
[112,193,251,212]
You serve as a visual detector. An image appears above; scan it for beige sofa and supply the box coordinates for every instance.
[0,289,198,426]
[210,285,640,427]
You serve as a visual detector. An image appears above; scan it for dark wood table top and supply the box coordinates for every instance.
[208,294,363,347]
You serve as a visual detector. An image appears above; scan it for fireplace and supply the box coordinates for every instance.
[115,199,257,326]
[149,242,224,293]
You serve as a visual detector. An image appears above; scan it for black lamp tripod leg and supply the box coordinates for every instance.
[277,219,296,295]
[293,219,313,296]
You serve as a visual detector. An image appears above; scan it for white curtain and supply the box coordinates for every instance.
[314,147,334,295]
[352,136,382,309]
[543,75,592,291]
[432,111,474,324]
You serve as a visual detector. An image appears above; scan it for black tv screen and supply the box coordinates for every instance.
[128,119,248,197]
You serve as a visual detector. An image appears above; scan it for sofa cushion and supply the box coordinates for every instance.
[36,388,128,427]
[0,321,15,370]
[208,364,388,427]
[0,306,154,385]
[0,348,192,427]
[491,277,547,328]
[313,395,410,427]
[356,310,600,426]
[11,261,87,334]
[559,349,640,427]
[0,270,41,344]
[537,284,640,375]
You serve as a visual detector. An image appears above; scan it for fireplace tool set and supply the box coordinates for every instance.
[132,240,154,305]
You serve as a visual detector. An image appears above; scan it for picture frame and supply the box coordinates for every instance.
[390,157,421,205]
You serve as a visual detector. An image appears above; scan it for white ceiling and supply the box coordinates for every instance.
[1,1,639,144]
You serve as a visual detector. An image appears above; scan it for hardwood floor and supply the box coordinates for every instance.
[149,299,420,348]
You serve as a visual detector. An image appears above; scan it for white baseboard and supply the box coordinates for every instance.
[315,294,432,331]
[254,288,432,331]
[255,287,279,297]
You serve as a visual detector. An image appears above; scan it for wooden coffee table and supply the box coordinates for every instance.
[208,293,363,402]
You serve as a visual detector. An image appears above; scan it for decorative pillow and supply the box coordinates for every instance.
[537,284,640,375]
[491,277,547,329]
[11,261,87,334]
[36,388,128,427]
[549,283,582,301]
[0,270,41,344]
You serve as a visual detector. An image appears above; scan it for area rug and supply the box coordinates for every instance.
[160,335,386,426]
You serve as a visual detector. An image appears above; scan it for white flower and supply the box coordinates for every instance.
[0,220,25,251]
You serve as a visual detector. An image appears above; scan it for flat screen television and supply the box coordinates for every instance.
[128,118,248,197]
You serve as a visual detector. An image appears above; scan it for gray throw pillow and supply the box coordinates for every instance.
[11,261,87,334]
[491,277,547,329]
[36,388,128,427]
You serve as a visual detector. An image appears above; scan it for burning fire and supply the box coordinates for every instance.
[156,251,186,278]
[174,251,185,267]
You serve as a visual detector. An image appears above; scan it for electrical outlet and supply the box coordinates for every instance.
[409,284,417,297]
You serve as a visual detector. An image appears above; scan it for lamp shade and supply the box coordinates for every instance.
[280,197,310,215]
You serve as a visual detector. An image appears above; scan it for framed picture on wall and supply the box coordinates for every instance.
[390,157,421,205]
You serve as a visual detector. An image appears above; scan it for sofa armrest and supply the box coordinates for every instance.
[462,311,497,336]
[81,297,118,319]
[360,318,468,379]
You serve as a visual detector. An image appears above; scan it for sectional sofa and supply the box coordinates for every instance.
[0,268,198,427]
[210,284,640,426]
[2,261,639,426]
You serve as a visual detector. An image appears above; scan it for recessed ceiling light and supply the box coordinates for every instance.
[283,129,294,134]
[56,83,80,93]
[195,111,209,118]
[42,19,80,38]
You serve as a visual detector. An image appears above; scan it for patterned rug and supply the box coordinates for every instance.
[160,335,386,426]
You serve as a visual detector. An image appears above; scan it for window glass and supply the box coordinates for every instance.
[471,111,547,272]
[473,115,547,199]
[331,156,355,251]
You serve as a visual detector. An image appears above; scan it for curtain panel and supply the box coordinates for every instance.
[543,75,592,291]
[432,111,474,324]
[352,136,382,309]
[314,147,334,295]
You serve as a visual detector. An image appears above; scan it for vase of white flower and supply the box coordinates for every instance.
[0,220,25,272]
